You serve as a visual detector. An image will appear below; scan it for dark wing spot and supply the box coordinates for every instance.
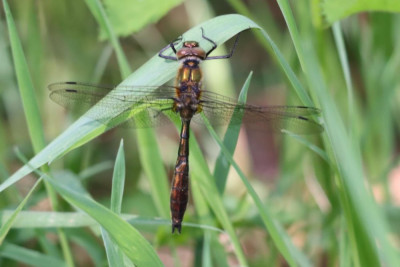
[297,116,309,121]
[65,89,78,93]
[66,81,77,85]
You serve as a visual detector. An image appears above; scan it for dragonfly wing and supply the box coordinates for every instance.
[196,90,323,135]
[116,102,180,129]
[49,82,178,128]
[49,82,111,116]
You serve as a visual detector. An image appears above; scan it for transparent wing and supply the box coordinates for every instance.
[195,90,323,134]
[48,82,179,128]
[49,82,323,134]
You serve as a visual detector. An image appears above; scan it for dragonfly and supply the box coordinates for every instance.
[48,28,323,233]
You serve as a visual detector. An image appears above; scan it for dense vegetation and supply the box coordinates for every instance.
[1,0,399,266]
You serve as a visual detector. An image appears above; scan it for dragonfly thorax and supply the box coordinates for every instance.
[181,57,202,68]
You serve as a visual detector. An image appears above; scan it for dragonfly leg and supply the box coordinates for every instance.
[200,27,217,56]
[202,28,241,60]
[159,37,182,61]
[151,106,176,119]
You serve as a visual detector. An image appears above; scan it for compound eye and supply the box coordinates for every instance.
[183,41,199,48]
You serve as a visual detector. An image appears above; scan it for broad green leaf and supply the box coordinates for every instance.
[101,0,184,39]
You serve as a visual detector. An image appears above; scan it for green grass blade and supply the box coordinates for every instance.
[110,139,125,213]
[213,71,252,193]
[3,3,72,264]
[0,242,66,267]
[189,135,248,266]
[332,22,355,137]
[202,232,212,267]
[276,0,306,72]
[339,216,351,266]
[101,229,126,267]
[101,0,184,38]
[19,155,160,266]
[135,128,170,218]
[282,130,331,166]
[0,177,42,244]
[0,211,99,228]
[189,180,213,263]
[2,0,46,154]
[259,29,313,106]
[304,41,391,266]
[57,229,74,267]
[67,229,107,267]
[79,161,114,180]
[321,0,400,25]
[278,0,399,265]
[0,210,222,232]
[35,230,63,261]
[102,139,125,267]
[41,172,163,266]
[209,235,230,267]
[84,0,131,78]
[189,169,231,265]
[201,113,311,267]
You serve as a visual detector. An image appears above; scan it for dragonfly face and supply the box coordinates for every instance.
[48,28,323,234]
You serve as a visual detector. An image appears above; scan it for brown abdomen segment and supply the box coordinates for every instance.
[170,156,189,233]
[170,120,190,233]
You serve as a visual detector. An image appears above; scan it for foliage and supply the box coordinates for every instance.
[1,0,399,266]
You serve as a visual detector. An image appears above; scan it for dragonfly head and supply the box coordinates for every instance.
[177,41,206,60]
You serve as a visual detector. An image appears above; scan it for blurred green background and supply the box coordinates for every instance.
[1,0,400,266]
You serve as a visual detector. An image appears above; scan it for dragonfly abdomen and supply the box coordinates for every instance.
[170,120,190,233]
[170,161,189,234]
